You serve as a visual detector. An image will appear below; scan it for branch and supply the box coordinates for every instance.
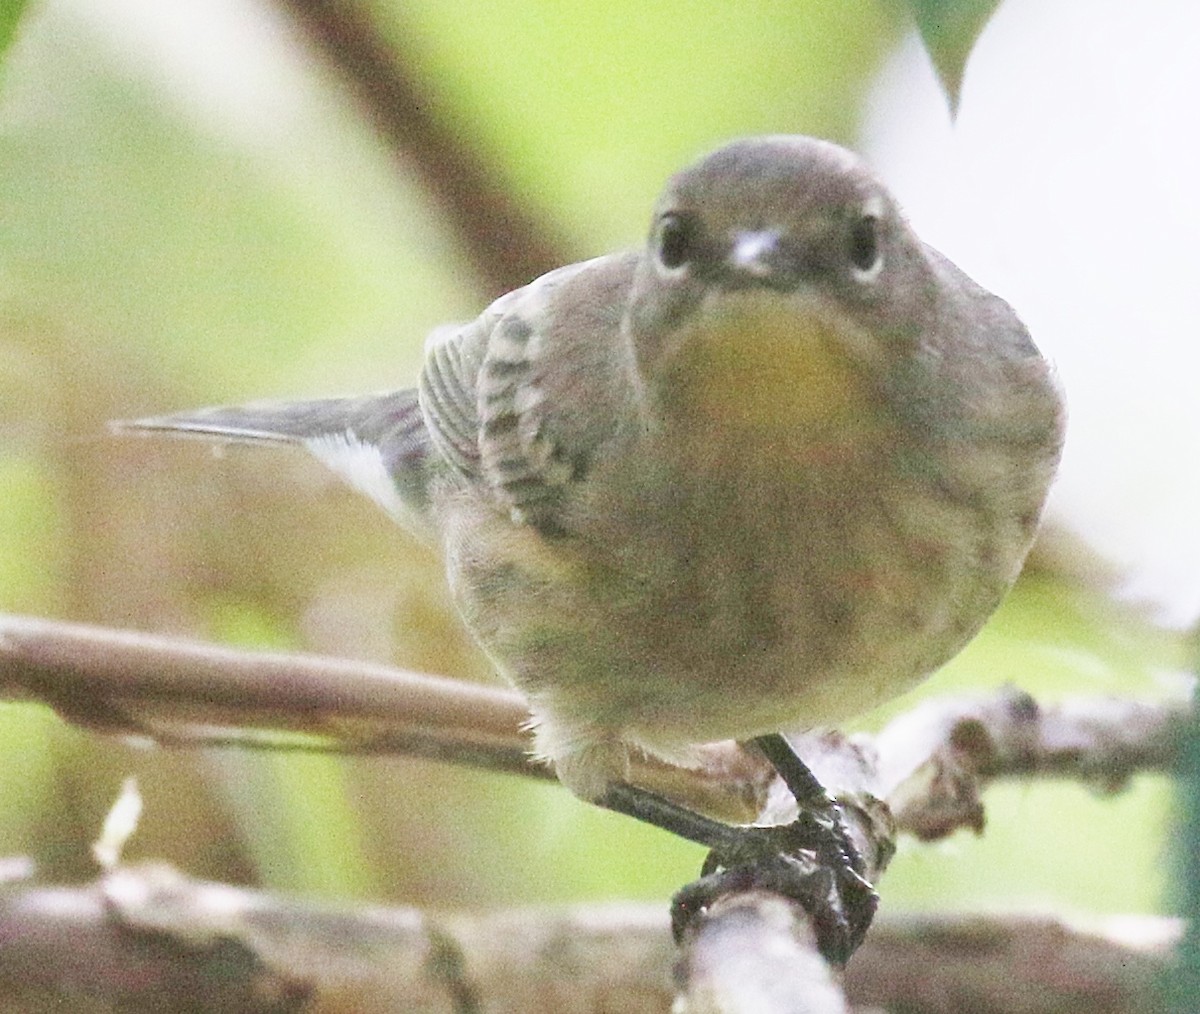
[7,614,1183,1007]
[846,909,1174,1014]
[676,892,850,1013]
[0,613,769,821]
[0,865,1173,1013]
[0,612,536,772]
[1,613,1188,834]
[872,687,1190,840]
[272,0,572,297]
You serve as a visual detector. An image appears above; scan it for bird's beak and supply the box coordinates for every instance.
[727,229,785,282]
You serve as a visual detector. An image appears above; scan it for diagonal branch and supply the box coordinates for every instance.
[273,0,572,297]
[0,611,537,772]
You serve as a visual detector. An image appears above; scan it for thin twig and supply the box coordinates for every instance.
[0,611,535,769]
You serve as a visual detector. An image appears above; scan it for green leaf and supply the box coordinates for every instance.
[905,0,1002,113]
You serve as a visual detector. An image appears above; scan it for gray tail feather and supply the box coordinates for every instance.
[113,390,436,525]
[112,391,419,446]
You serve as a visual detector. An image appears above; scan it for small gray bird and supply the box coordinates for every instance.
[118,135,1065,957]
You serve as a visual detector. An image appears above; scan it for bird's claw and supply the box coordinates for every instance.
[670,812,878,966]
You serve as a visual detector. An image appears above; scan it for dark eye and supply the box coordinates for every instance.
[655,212,697,271]
[848,215,880,274]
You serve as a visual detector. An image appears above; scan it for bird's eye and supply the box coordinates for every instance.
[655,212,698,272]
[848,214,881,276]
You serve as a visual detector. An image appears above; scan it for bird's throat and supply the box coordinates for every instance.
[664,298,877,441]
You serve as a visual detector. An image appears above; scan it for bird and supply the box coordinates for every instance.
[116,134,1065,958]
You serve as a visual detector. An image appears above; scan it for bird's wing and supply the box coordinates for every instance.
[419,253,641,533]
[115,252,642,538]
[113,390,435,532]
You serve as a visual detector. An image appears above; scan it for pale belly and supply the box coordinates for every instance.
[443,444,1024,756]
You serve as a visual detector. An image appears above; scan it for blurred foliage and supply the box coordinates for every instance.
[0,1,29,67]
[388,0,897,254]
[902,0,1002,110]
[1162,635,1200,1010]
[0,0,1185,939]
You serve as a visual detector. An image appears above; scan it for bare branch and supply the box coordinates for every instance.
[846,909,1175,1014]
[1,613,1188,835]
[272,0,572,297]
[668,729,897,1012]
[873,687,1190,840]
[0,611,537,773]
[0,864,1173,1013]
[676,892,849,1013]
[0,613,769,821]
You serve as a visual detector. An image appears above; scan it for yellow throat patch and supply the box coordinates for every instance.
[667,294,876,438]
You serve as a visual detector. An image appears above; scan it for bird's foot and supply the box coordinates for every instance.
[670,807,878,966]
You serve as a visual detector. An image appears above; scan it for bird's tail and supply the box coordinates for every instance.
[112,390,435,530]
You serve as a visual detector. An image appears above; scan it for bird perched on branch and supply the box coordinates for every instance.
[117,134,1064,962]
